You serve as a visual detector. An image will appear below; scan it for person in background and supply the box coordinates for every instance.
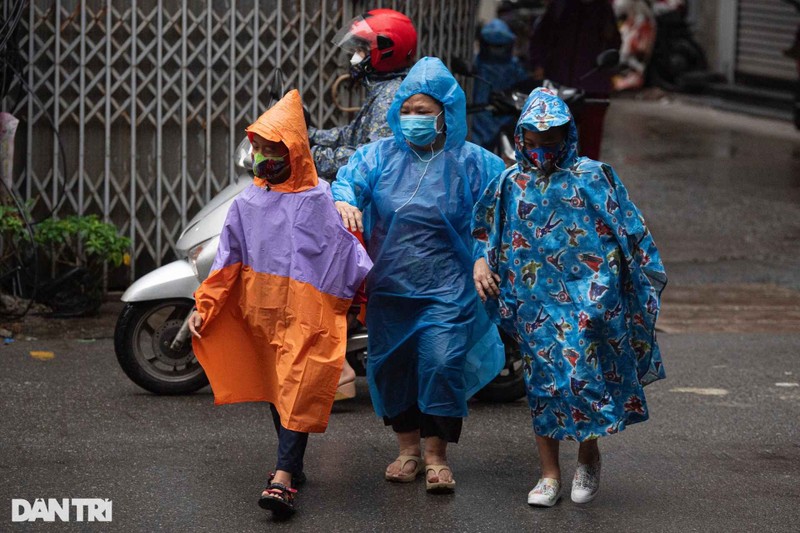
[471,18,531,150]
[528,0,621,160]
[310,9,417,397]
[309,8,417,181]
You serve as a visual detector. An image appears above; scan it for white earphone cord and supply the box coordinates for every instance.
[395,144,442,212]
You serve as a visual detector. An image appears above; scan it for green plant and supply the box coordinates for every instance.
[0,199,33,241]
[34,215,131,270]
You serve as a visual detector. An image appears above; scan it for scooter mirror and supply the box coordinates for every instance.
[596,49,620,70]
[450,57,473,76]
[234,136,253,173]
[267,68,286,106]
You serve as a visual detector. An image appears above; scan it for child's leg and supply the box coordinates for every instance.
[269,404,309,487]
[528,434,563,506]
[534,434,561,481]
[572,438,602,504]
[274,426,309,486]
[577,438,600,465]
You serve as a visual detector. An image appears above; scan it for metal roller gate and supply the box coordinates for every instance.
[0,0,478,282]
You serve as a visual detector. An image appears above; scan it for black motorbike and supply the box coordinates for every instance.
[647,2,709,92]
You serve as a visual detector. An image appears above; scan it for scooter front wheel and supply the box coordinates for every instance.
[114,299,208,394]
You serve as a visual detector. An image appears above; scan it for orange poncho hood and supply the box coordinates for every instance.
[245,89,317,193]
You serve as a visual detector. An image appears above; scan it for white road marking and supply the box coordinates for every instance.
[669,387,729,396]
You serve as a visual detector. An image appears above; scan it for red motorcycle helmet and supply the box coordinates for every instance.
[333,9,417,74]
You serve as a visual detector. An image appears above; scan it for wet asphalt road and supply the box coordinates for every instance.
[2,99,800,532]
[1,333,799,532]
[604,98,800,291]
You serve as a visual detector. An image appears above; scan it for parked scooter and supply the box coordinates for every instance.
[613,0,709,92]
[648,0,708,91]
[114,81,526,402]
[454,49,620,165]
[113,136,369,395]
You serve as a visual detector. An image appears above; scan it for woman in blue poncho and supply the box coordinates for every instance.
[332,57,506,493]
[472,87,666,507]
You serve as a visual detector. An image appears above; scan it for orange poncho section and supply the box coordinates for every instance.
[192,90,372,433]
[195,267,351,432]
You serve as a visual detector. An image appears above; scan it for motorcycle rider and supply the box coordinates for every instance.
[310,8,417,396]
[309,8,417,180]
[471,18,530,150]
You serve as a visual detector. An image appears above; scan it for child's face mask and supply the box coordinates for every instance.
[400,111,443,147]
[524,144,562,172]
[253,151,289,182]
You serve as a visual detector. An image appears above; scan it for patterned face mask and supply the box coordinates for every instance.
[252,151,288,180]
[524,143,564,173]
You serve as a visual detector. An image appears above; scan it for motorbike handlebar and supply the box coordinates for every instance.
[583,98,611,106]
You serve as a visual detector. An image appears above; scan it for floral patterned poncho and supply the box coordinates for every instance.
[472,88,667,441]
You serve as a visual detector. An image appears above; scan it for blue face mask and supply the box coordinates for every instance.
[400,112,443,147]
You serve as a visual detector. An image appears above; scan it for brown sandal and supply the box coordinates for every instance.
[384,455,422,483]
[425,464,456,494]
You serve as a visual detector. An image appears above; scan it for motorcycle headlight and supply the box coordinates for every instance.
[187,238,212,278]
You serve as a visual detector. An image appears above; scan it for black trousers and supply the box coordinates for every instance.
[383,404,463,443]
[269,404,308,476]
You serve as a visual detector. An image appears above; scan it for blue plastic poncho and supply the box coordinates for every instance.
[472,88,666,441]
[332,57,506,419]
[472,19,530,148]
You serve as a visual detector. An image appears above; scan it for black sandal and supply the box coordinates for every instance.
[258,482,297,516]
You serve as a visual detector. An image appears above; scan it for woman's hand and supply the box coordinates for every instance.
[335,201,364,232]
[473,258,501,302]
[187,310,203,339]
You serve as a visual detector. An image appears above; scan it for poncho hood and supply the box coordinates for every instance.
[245,89,318,193]
[481,18,516,46]
[514,87,579,172]
[387,56,467,151]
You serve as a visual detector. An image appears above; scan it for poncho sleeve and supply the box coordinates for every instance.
[471,167,514,267]
[309,125,354,181]
[588,163,667,384]
[331,143,376,211]
[193,199,244,331]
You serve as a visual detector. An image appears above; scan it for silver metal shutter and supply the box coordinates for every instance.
[3,0,478,281]
[736,0,799,81]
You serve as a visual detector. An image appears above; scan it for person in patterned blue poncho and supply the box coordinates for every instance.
[471,87,666,507]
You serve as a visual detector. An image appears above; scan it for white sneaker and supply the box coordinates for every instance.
[527,478,561,507]
[571,460,601,504]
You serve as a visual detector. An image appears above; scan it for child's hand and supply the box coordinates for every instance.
[188,310,203,339]
[335,201,364,232]
[473,258,501,302]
